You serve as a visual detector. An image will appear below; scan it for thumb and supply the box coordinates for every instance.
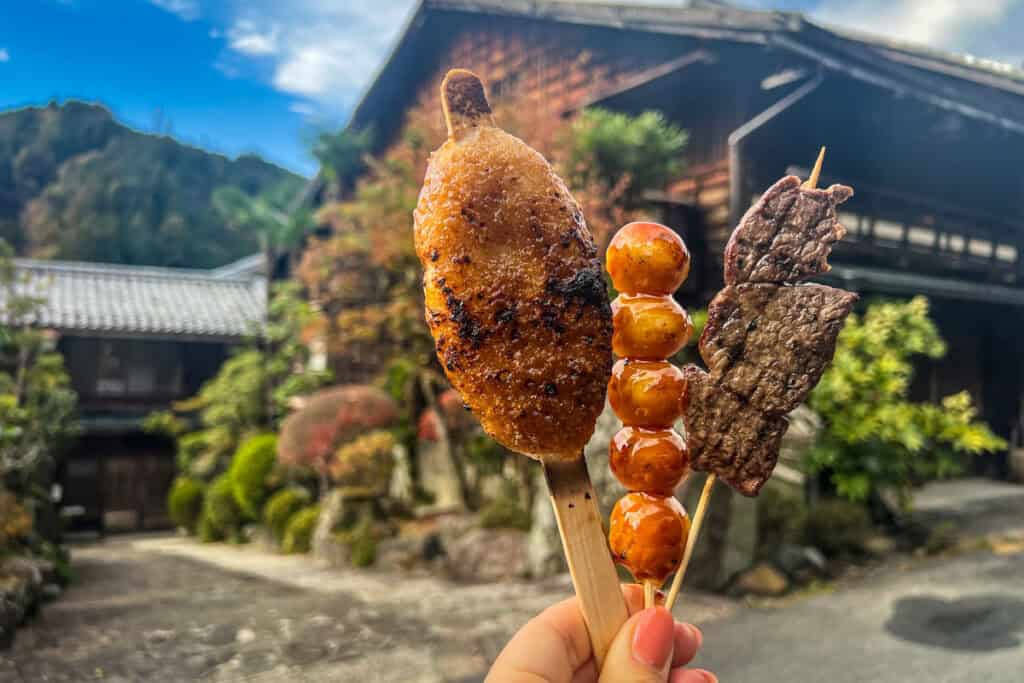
[598,607,674,683]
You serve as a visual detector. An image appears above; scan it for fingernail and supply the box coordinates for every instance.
[633,607,674,669]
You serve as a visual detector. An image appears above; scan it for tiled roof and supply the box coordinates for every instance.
[6,257,266,340]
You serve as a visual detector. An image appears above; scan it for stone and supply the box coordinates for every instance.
[446,527,528,582]
[862,533,898,557]
[418,438,466,512]
[389,443,415,505]
[732,562,789,596]
[376,536,422,570]
[774,544,828,579]
[236,628,256,644]
[40,583,62,602]
[311,490,349,567]
[774,405,821,491]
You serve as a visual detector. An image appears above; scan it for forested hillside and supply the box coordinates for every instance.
[0,101,303,268]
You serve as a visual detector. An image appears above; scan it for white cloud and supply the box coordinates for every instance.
[289,101,317,116]
[0,49,8,63]
[148,0,201,22]
[813,0,1015,51]
[228,20,279,56]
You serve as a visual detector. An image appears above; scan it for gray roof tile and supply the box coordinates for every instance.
[6,257,266,340]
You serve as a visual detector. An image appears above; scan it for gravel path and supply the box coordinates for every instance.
[0,536,732,682]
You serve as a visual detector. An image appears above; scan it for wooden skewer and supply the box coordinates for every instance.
[803,146,826,189]
[665,473,716,610]
[638,581,655,610]
[544,457,630,671]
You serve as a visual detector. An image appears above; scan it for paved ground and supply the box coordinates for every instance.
[2,478,1022,682]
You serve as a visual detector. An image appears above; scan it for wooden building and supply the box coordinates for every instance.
[344,0,1024,472]
[14,255,265,532]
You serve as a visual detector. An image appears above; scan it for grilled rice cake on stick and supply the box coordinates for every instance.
[414,69,626,668]
[685,173,858,496]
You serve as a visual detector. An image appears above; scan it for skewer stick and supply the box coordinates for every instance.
[544,457,630,671]
[803,146,826,189]
[665,473,716,610]
[644,580,657,610]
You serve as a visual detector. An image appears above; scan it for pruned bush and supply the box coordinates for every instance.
[478,497,532,531]
[199,474,244,543]
[277,385,399,478]
[263,487,311,543]
[801,499,872,558]
[335,519,377,567]
[282,505,320,554]
[167,477,205,533]
[229,433,279,518]
[328,430,396,496]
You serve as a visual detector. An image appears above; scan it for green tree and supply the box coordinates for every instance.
[566,108,687,207]
[0,239,78,485]
[808,297,1005,508]
[147,282,331,482]
[312,126,374,196]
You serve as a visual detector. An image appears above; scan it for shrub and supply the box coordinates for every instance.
[0,491,33,550]
[478,497,532,531]
[229,433,279,518]
[166,477,205,533]
[335,519,377,567]
[328,430,396,495]
[809,298,1005,508]
[801,499,872,558]
[277,385,399,478]
[200,474,244,542]
[263,487,311,542]
[282,505,320,554]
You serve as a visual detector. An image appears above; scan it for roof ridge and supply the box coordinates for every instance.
[13,257,260,282]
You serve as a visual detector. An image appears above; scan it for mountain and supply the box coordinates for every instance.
[0,101,304,268]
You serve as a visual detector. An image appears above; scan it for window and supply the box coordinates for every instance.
[94,340,183,398]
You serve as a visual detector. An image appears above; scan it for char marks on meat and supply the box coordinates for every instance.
[685,176,857,496]
[723,176,852,286]
[700,283,858,415]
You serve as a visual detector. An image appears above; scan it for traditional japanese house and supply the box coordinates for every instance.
[14,255,265,532]
[333,0,1024,474]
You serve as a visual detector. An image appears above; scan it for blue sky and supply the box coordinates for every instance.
[2,1,1022,177]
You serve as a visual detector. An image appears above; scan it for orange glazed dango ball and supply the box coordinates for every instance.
[612,294,693,359]
[610,427,690,495]
[606,222,691,296]
[608,359,688,427]
[609,492,691,582]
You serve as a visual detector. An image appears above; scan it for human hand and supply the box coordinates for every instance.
[485,584,717,683]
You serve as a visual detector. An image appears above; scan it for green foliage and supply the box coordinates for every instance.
[228,433,279,518]
[152,282,331,481]
[801,499,872,558]
[0,239,78,484]
[212,183,312,255]
[0,101,301,267]
[478,497,532,531]
[312,127,374,193]
[566,108,687,205]
[282,505,320,554]
[167,477,205,533]
[199,474,245,543]
[328,430,396,495]
[263,487,312,542]
[808,297,1005,507]
[335,518,377,567]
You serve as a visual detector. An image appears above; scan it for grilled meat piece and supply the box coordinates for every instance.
[700,283,858,415]
[414,70,612,460]
[682,365,789,497]
[685,174,857,496]
[724,176,852,286]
